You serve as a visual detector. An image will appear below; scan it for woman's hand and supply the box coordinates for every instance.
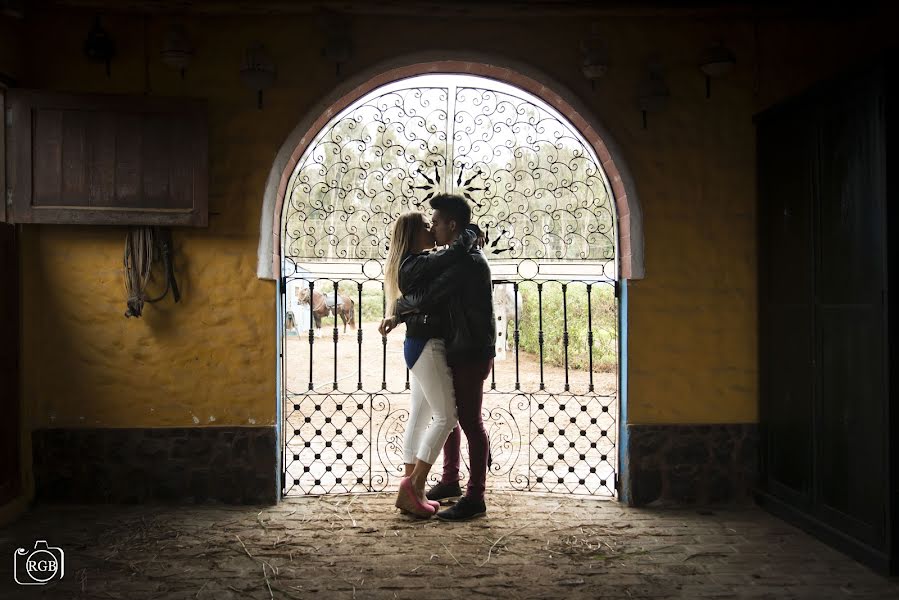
[466,223,486,249]
[379,316,397,336]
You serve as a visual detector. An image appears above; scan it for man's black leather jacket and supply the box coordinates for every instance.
[396,228,496,367]
[396,226,478,339]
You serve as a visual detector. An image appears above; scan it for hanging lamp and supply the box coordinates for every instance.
[699,43,736,99]
[240,43,276,110]
[161,24,195,79]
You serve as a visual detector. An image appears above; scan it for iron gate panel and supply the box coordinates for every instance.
[282,75,618,497]
[452,86,615,264]
[283,86,448,262]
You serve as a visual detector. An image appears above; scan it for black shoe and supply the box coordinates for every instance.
[426,480,463,502]
[436,496,486,521]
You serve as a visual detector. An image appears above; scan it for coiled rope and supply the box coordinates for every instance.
[124,226,181,318]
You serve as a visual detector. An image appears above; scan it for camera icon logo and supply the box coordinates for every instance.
[13,540,65,585]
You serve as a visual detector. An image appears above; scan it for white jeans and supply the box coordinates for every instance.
[403,338,458,465]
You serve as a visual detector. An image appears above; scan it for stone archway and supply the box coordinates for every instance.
[259,55,642,498]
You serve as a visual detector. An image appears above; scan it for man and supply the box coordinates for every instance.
[387,193,496,521]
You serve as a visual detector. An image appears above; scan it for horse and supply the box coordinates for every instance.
[296,286,356,335]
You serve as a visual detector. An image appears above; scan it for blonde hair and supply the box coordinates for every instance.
[384,212,427,317]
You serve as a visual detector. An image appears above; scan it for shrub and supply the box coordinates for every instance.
[515,281,618,373]
[299,279,620,377]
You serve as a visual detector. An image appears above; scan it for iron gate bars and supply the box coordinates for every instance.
[283,269,617,496]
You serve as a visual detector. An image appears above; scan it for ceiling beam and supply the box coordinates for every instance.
[30,0,879,19]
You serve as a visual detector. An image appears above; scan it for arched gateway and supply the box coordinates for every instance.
[270,68,637,498]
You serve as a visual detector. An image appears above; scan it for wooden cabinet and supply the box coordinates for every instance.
[0,224,19,505]
[4,91,207,227]
[756,56,897,574]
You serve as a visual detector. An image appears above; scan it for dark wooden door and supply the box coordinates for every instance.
[757,59,895,572]
[814,73,888,548]
[0,223,20,505]
[757,106,816,509]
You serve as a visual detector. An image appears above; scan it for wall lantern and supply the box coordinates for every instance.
[240,43,276,110]
[699,43,736,99]
[322,34,354,76]
[636,63,670,130]
[317,11,354,77]
[161,24,195,79]
[579,33,609,90]
[83,16,116,77]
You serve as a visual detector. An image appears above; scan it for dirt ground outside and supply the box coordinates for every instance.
[283,319,618,497]
[2,495,897,599]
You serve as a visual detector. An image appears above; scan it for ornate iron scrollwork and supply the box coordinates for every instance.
[452,87,615,262]
[283,80,616,266]
[283,87,448,261]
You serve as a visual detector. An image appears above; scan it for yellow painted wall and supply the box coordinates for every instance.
[5,10,898,446]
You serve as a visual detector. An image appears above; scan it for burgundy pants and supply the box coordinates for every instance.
[440,357,493,501]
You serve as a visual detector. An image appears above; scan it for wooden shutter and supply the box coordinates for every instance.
[7,90,207,226]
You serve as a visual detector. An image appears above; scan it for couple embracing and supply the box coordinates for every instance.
[379,193,495,521]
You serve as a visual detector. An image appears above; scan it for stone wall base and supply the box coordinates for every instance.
[624,424,758,506]
[32,427,278,505]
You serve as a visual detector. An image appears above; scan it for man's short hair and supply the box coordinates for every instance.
[429,193,471,227]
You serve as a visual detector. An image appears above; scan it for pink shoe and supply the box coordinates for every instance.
[401,501,439,516]
[396,477,437,518]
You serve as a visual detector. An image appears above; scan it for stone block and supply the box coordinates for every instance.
[32,427,277,505]
[626,423,757,506]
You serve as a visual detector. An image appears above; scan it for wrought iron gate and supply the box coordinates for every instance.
[281,75,618,497]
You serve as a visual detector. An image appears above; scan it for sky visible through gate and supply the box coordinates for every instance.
[281,74,619,497]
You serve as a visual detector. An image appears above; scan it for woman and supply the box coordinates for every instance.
[380,210,478,518]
